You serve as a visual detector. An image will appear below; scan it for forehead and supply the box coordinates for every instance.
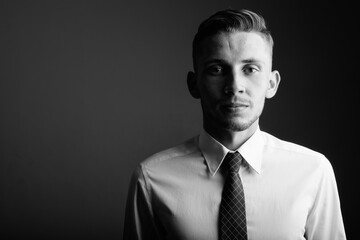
[197,31,272,63]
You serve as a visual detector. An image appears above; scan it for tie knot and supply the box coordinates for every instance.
[224,151,242,173]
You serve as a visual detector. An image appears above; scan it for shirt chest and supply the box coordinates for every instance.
[149,166,314,240]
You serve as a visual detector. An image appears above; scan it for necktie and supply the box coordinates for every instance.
[219,151,247,240]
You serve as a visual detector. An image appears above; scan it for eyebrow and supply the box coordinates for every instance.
[203,58,264,65]
[203,59,225,65]
[241,58,264,64]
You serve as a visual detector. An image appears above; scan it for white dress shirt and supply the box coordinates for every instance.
[123,128,346,240]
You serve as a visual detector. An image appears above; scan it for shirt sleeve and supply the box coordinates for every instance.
[123,165,162,240]
[305,157,346,240]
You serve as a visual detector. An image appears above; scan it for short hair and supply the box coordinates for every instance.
[192,9,274,71]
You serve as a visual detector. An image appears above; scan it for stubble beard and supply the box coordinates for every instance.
[215,104,264,132]
[202,99,265,134]
[219,114,258,132]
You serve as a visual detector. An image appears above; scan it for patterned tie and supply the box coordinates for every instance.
[219,151,247,240]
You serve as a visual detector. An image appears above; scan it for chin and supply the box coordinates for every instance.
[221,111,262,131]
[222,119,254,132]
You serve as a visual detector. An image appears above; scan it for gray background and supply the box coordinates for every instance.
[0,0,357,239]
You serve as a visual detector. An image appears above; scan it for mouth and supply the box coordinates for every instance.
[220,103,249,113]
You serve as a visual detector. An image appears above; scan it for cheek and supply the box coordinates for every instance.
[199,81,224,100]
[253,91,267,110]
[247,82,268,105]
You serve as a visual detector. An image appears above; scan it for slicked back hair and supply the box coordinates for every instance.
[192,9,274,71]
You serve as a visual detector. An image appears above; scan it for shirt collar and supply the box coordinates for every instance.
[199,127,264,176]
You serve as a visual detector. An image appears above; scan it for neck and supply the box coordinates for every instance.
[204,121,258,151]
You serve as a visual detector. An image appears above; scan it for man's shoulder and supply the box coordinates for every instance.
[261,130,327,162]
[140,135,200,169]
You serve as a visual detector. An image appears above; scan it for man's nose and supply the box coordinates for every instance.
[224,69,246,95]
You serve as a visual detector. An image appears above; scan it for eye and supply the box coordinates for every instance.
[243,65,260,75]
[206,65,225,76]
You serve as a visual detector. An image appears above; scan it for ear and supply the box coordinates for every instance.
[265,70,281,99]
[187,71,201,99]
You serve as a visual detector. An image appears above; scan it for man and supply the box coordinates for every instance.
[123,9,346,240]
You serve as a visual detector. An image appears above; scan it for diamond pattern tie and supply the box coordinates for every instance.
[219,151,247,240]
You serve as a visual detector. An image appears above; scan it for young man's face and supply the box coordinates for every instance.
[188,31,280,134]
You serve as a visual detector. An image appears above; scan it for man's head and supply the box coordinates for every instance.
[192,9,274,72]
[187,9,280,137]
